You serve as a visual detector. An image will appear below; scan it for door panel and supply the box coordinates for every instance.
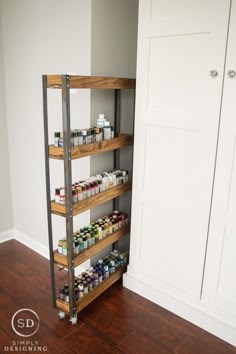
[203,0,236,316]
[147,34,215,130]
[130,0,230,298]
[141,126,206,295]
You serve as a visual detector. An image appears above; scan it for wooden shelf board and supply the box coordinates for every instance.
[51,181,132,217]
[56,266,126,314]
[46,75,135,89]
[49,134,133,160]
[54,224,130,267]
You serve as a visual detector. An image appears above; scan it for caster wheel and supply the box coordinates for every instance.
[70,316,77,325]
[58,311,65,320]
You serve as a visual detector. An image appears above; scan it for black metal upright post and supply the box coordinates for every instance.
[61,75,76,319]
[113,89,121,251]
[113,89,121,211]
[42,75,56,307]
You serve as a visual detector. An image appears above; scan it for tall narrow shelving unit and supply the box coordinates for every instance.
[43,75,135,323]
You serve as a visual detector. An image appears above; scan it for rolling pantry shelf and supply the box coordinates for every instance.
[56,266,127,314]
[54,224,130,267]
[51,181,132,217]
[46,75,135,90]
[49,133,133,160]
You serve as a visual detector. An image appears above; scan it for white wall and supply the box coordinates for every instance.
[0,10,13,234]
[0,0,91,251]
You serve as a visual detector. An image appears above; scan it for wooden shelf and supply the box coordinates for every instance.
[56,266,126,314]
[46,75,135,89]
[54,224,130,267]
[49,134,133,160]
[51,181,132,217]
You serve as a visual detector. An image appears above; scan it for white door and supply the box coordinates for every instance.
[129,0,231,298]
[203,0,236,321]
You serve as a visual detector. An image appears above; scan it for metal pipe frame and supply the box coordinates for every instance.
[113,89,121,250]
[42,75,56,307]
[113,89,121,211]
[61,75,76,319]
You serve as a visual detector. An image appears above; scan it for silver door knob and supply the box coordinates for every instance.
[209,70,218,78]
[228,70,236,78]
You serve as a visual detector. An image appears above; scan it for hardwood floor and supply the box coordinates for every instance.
[0,239,235,354]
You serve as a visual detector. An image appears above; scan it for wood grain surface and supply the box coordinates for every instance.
[46,75,135,89]
[49,134,133,160]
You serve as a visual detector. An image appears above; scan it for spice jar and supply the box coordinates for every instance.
[78,284,84,298]
[54,132,60,147]
[62,240,67,256]
[58,240,63,254]
[83,281,88,295]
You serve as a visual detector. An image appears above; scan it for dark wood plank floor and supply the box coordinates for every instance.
[0,239,235,354]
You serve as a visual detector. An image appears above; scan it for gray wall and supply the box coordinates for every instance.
[0,11,13,233]
[90,0,138,260]
[0,0,91,248]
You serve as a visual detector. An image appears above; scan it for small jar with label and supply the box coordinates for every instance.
[83,235,88,249]
[77,131,83,146]
[59,132,64,147]
[72,189,78,204]
[98,271,103,283]
[54,132,60,147]
[81,184,87,199]
[110,260,116,273]
[90,231,95,245]
[77,186,83,201]
[97,113,105,128]
[74,240,79,254]
[59,188,65,205]
[86,130,92,144]
[78,283,84,298]
[58,240,63,254]
[103,126,111,140]
[79,239,84,252]
[86,233,91,247]
[83,281,89,295]
[87,278,93,291]
[55,188,60,203]
[82,130,87,144]
[71,132,75,147]
[74,131,79,147]
[85,183,91,198]
[59,287,65,300]
[103,265,109,278]
[91,128,96,143]
[93,273,99,287]
[111,127,114,139]
[62,240,67,256]
[64,289,69,303]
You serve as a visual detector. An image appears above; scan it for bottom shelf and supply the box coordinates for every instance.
[56,265,126,314]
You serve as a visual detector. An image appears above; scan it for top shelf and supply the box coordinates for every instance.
[45,75,135,90]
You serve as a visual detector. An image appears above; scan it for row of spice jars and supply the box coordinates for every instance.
[57,210,128,256]
[59,250,128,302]
[54,126,114,147]
[54,169,129,205]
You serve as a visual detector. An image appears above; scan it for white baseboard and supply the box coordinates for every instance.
[123,272,236,347]
[14,229,49,259]
[0,229,15,243]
